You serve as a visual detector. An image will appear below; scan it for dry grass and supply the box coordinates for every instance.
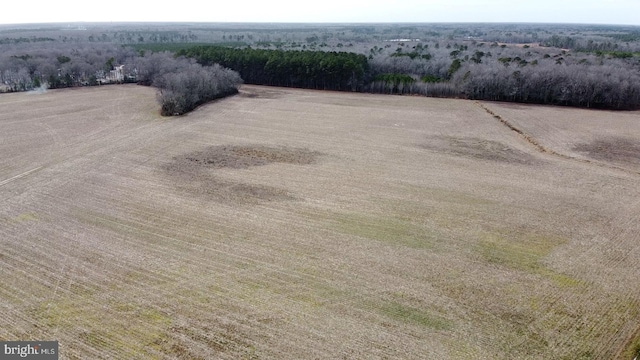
[1,84,639,359]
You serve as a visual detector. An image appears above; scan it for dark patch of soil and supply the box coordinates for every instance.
[163,145,321,203]
[176,145,320,170]
[573,137,640,166]
[420,136,539,165]
[238,87,286,99]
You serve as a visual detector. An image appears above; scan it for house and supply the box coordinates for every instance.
[106,65,125,82]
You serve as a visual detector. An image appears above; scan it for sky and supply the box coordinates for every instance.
[1,0,639,26]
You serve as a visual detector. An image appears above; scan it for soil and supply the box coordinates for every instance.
[483,101,640,173]
[162,145,321,202]
[238,86,287,99]
[421,136,540,164]
[174,145,320,170]
[1,84,639,360]
[573,137,640,165]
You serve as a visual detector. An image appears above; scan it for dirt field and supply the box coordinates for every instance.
[1,84,639,359]
[486,101,640,174]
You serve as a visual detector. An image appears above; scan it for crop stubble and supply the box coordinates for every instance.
[0,85,639,359]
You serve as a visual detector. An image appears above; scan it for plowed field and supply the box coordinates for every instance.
[1,85,639,359]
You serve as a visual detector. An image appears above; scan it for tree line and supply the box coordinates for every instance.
[0,43,136,91]
[2,23,640,111]
[130,52,242,115]
[171,43,640,110]
[458,62,640,109]
[176,46,369,91]
[366,41,640,110]
[0,42,241,116]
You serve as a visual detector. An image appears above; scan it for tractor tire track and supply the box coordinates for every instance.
[0,167,43,187]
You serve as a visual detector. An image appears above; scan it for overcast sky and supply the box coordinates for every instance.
[1,0,639,25]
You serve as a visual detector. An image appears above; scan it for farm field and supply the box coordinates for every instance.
[1,84,639,359]
[487,101,640,174]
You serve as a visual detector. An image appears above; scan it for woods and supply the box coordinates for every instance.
[0,42,241,115]
[364,39,640,109]
[458,61,640,109]
[1,22,640,110]
[139,53,242,115]
[0,43,137,91]
[176,46,369,91]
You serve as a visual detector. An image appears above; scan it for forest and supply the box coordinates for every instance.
[176,46,369,91]
[1,22,640,110]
